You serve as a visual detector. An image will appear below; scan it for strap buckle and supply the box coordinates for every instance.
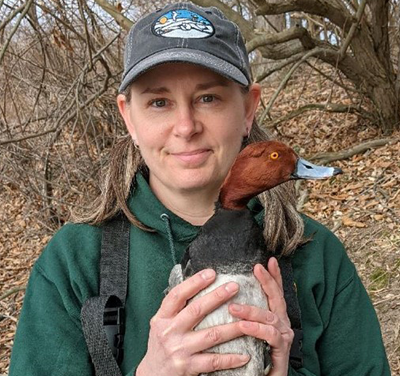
[290,328,303,369]
[104,301,125,365]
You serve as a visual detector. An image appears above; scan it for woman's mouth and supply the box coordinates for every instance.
[171,149,212,166]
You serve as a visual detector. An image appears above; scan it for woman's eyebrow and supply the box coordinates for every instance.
[141,80,230,95]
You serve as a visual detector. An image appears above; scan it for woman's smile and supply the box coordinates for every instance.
[169,148,212,166]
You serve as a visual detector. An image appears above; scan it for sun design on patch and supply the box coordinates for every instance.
[153,10,214,38]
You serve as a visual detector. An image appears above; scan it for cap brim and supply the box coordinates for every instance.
[119,48,249,92]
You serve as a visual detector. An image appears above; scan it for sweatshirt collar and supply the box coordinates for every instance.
[127,173,201,241]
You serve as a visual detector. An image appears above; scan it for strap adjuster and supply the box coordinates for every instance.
[104,301,125,365]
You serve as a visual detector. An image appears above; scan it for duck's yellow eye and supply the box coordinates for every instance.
[270,152,279,160]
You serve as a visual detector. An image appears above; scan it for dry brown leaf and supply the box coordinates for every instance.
[342,216,368,228]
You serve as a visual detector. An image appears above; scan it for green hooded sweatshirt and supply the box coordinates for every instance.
[9,173,390,376]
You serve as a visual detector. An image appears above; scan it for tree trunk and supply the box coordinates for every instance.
[370,84,399,134]
[348,22,399,133]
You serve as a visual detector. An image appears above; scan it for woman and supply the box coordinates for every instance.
[10,2,390,376]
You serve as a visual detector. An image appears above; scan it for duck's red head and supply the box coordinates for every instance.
[220,141,342,210]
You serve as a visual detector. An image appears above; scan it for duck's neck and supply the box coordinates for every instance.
[219,189,253,210]
[219,171,265,211]
[219,160,278,210]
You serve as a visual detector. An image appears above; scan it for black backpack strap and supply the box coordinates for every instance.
[278,256,303,370]
[81,214,130,376]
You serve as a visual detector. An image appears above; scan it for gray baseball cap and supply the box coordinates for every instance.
[119,2,251,93]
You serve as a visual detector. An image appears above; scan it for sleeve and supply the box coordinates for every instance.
[9,264,94,376]
[288,271,390,376]
[9,264,137,376]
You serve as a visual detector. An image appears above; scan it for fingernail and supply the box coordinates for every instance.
[225,282,239,293]
[239,354,250,363]
[201,269,215,280]
[230,304,242,312]
[256,263,267,274]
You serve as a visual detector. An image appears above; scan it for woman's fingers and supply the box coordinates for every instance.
[266,257,284,291]
[254,260,289,325]
[185,322,244,353]
[174,281,240,331]
[229,304,287,334]
[158,269,216,318]
[237,320,294,354]
[189,352,250,375]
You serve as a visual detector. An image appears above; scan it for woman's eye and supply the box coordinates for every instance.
[150,99,166,107]
[201,95,215,103]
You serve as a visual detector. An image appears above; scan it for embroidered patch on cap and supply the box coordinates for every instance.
[153,10,214,38]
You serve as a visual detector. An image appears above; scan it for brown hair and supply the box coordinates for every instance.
[73,85,305,255]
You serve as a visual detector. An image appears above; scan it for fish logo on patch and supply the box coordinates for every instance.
[153,10,214,38]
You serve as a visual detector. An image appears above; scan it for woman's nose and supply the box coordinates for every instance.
[172,106,202,139]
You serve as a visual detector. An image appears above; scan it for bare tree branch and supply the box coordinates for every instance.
[255,53,305,82]
[0,0,34,65]
[265,102,376,128]
[304,61,361,94]
[0,33,119,146]
[93,0,133,31]
[0,2,27,32]
[0,286,26,301]
[247,26,316,53]
[255,0,354,30]
[339,0,367,59]
[78,0,94,71]
[309,138,397,164]
[258,47,334,124]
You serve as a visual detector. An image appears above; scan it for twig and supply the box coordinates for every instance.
[265,102,375,128]
[0,0,34,65]
[309,138,397,164]
[339,0,367,59]
[93,0,133,31]
[0,2,27,32]
[255,53,304,83]
[373,295,400,306]
[0,314,18,323]
[24,16,47,132]
[78,0,93,71]
[0,34,119,146]
[0,286,26,301]
[258,47,338,125]
[330,220,342,233]
[246,26,315,53]
[0,126,59,146]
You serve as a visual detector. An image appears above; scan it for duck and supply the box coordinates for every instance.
[168,140,342,376]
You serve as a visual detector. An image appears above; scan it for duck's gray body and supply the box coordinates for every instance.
[169,207,273,376]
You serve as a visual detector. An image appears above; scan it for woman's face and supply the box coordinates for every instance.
[118,63,261,197]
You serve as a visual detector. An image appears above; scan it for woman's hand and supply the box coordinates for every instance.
[228,257,294,376]
[136,269,250,376]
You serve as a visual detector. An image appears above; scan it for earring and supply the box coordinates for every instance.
[133,139,140,150]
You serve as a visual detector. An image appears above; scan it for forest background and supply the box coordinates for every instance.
[0,0,399,374]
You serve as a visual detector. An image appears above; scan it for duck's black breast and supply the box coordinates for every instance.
[182,208,271,276]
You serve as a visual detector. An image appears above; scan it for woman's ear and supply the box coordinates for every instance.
[244,83,261,131]
[117,93,137,140]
